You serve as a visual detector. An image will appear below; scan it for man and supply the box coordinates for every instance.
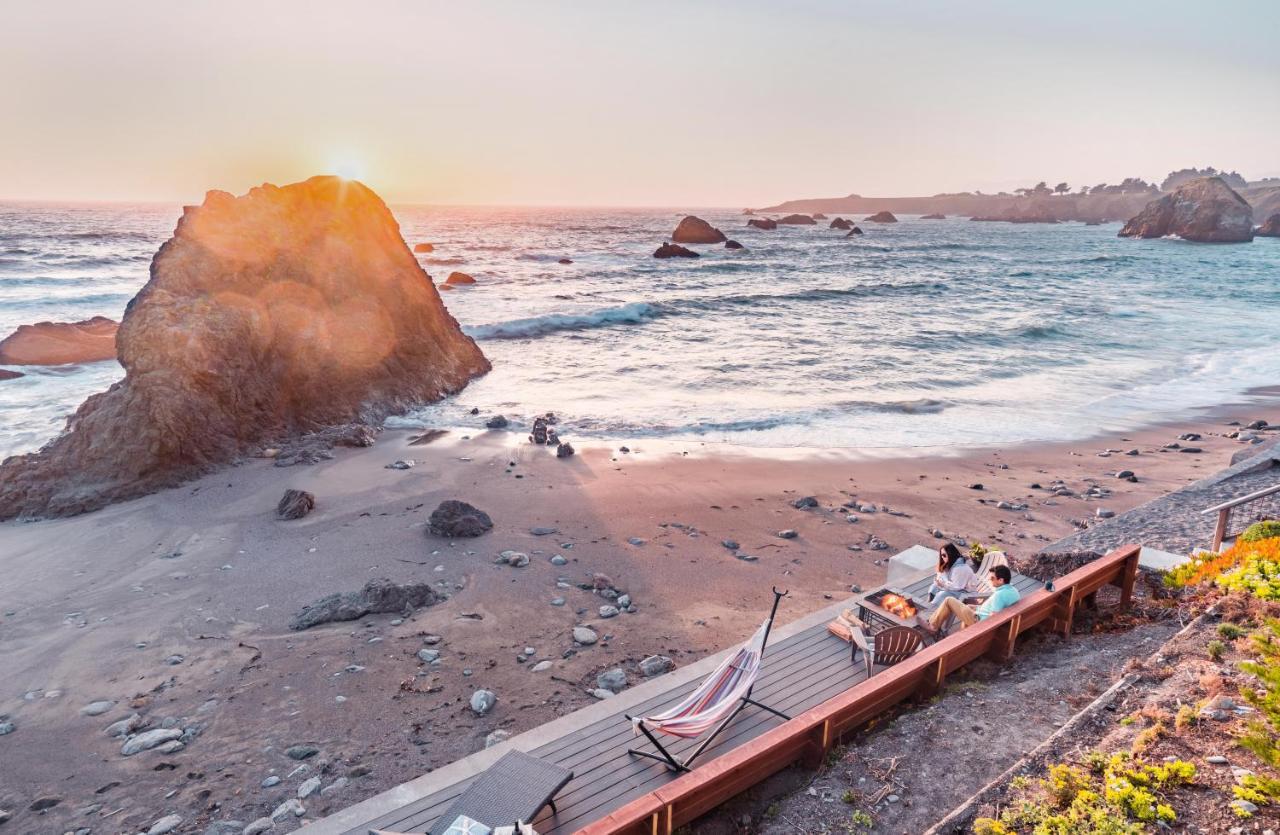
[920,564,1019,636]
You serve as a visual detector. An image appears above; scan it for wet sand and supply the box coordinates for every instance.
[0,403,1275,833]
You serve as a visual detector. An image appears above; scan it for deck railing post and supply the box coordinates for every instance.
[1213,508,1229,551]
[986,615,1019,662]
[1118,547,1139,609]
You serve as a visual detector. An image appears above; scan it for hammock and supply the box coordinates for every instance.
[631,618,768,739]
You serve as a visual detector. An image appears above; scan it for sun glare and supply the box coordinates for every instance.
[328,156,367,182]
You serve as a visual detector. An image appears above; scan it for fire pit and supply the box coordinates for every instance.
[855,586,925,630]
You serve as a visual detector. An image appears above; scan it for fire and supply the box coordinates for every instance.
[880,593,917,619]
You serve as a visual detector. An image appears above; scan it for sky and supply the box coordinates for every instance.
[2,0,1278,206]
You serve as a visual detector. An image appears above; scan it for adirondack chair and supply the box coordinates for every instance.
[848,624,925,677]
[966,550,1009,603]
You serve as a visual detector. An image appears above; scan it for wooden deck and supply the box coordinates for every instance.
[328,569,1049,835]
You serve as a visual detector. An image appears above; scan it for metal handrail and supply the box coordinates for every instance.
[1200,482,1280,515]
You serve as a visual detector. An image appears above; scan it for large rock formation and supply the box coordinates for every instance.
[0,316,118,365]
[747,218,777,230]
[1119,177,1254,243]
[1258,214,1280,237]
[0,176,489,520]
[865,211,898,223]
[671,216,726,244]
[777,214,816,225]
[829,218,852,230]
[653,242,699,259]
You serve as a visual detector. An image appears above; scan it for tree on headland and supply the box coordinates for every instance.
[1054,182,1070,195]
[1161,167,1247,191]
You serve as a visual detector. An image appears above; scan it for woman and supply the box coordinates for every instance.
[928,543,977,605]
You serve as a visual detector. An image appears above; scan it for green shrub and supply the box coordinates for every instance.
[1241,620,1280,768]
[1242,520,1280,544]
[1208,640,1226,661]
[1219,622,1246,640]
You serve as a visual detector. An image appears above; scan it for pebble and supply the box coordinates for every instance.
[1206,755,1229,764]
[243,818,274,835]
[270,798,305,822]
[530,526,558,536]
[627,537,646,546]
[105,713,144,738]
[858,504,876,513]
[80,700,115,717]
[499,550,530,567]
[590,688,615,700]
[792,496,819,509]
[146,814,184,834]
[320,777,350,797]
[1231,799,1259,815]
[597,668,627,692]
[598,605,620,619]
[202,822,244,835]
[423,634,442,645]
[417,649,441,663]
[550,597,566,607]
[484,730,511,749]
[165,654,185,666]
[385,459,414,469]
[261,775,282,788]
[532,660,553,672]
[155,739,185,754]
[777,529,798,539]
[722,539,740,550]
[297,776,321,799]
[1095,508,1115,518]
[121,728,182,756]
[470,689,497,716]
[573,626,599,645]
[285,744,319,760]
[640,655,674,676]
[550,555,568,566]
[0,719,15,736]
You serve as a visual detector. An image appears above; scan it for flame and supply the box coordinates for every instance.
[879,593,917,619]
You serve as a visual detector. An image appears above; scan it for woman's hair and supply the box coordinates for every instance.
[938,542,964,572]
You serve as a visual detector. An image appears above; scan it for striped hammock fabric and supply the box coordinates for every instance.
[631,618,770,739]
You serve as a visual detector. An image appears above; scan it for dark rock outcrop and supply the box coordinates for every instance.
[556,442,575,458]
[445,271,476,285]
[484,414,509,429]
[0,176,489,521]
[812,213,827,220]
[557,258,573,264]
[1119,177,1254,243]
[865,211,898,223]
[829,218,852,230]
[290,578,440,630]
[0,369,23,381]
[427,500,493,538]
[272,423,377,467]
[845,227,864,237]
[777,214,816,225]
[1258,214,1280,237]
[921,213,946,220]
[654,242,699,259]
[747,218,778,230]
[0,316,118,365]
[413,243,434,253]
[724,240,744,250]
[277,489,315,520]
[671,216,726,244]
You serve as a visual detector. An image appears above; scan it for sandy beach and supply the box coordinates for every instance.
[0,396,1275,833]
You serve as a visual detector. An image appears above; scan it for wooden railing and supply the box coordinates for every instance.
[1202,484,1280,550]
[575,544,1142,835]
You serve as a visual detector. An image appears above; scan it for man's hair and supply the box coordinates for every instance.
[991,564,1013,584]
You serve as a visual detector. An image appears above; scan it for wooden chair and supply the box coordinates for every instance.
[849,624,925,677]
[966,550,1009,603]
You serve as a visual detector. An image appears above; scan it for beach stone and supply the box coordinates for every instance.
[320,777,349,797]
[297,776,321,799]
[617,594,632,609]
[276,489,315,520]
[530,526,558,536]
[385,459,413,470]
[792,496,819,509]
[29,796,61,811]
[285,744,319,760]
[777,529,798,539]
[599,604,621,618]
[550,554,568,566]
[203,822,244,835]
[261,775,281,788]
[470,689,497,716]
[1231,799,1259,815]
[423,634,441,645]
[640,655,674,676]
[105,713,143,738]
[155,739,185,754]
[121,728,182,756]
[145,814,184,835]
[1096,508,1115,518]
[591,688,615,700]
[627,537,646,546]
[1207,755,1229,764]
[556,441,575,458]
[427,500,493,538]
[0,177,490,522]
[290,578,440,630]
[270,798,305,822]
[532,660,553,672]
[417,649,440,664]
[500,550,530,568]
[484,730,511,749]
[592,573,613,589]
[80,699,115,716]
[485,415,509,429]
[672,215,726,244]
[573,626,599,645]
[597,669,628,692]
[722,539,740,550]
[550,597,566,607]
[243,818,275,835]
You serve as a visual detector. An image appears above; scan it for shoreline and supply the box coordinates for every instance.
[0,397,1275,833]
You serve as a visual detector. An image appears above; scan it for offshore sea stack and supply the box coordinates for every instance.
[0,175,490,520]
[671,215,726,244]
[1119,176,1254,243]
[1258,214,1280,237]
[0,316,119,365]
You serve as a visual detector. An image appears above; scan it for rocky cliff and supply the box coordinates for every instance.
[0,176,489,520]
[1118,176,1254,243]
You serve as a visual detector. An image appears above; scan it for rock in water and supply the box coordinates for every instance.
[865,211,898,223]
[845,227,864,236]
[1258,213,1280,237]
[746,218,778,230]
[724,240,744,250]
[0,369,23,381]
[277,489,315,520]
[671,215,726,244]
[290,578,440,630]
[1119,176,1254,243]
[921,213,946,219]
[653,242,699,259]
[777,214,816,225]
[0,177,489,521]
[829,218,852,230]
[427,499,493,537]
[0,316,118,365]
[445,271,476,285]
[413,242,434,252]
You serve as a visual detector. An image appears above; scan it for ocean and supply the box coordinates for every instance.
[1,202,1278,460]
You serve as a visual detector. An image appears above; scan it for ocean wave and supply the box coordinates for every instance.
[423,256,466,265]
[463,301,668,340]
[837,398,950,415]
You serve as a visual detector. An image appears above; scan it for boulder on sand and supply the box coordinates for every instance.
[777,214,816,225]
[0,176,489,521]
[427,499,493,537]
[865,211,898,223]
[277,489,315,520]
[653,242,699,259]
[1119,176,1254,243]
[290,578,440,630]
[445,271,476,285]
[671,216,726,244]
[829,218,852,230]
[746,218,778,230]
[0,316,118,365]
[1257,213,1280,237]
[413,243,434,253]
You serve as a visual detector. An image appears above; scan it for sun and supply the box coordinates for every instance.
[327,155,367,182]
